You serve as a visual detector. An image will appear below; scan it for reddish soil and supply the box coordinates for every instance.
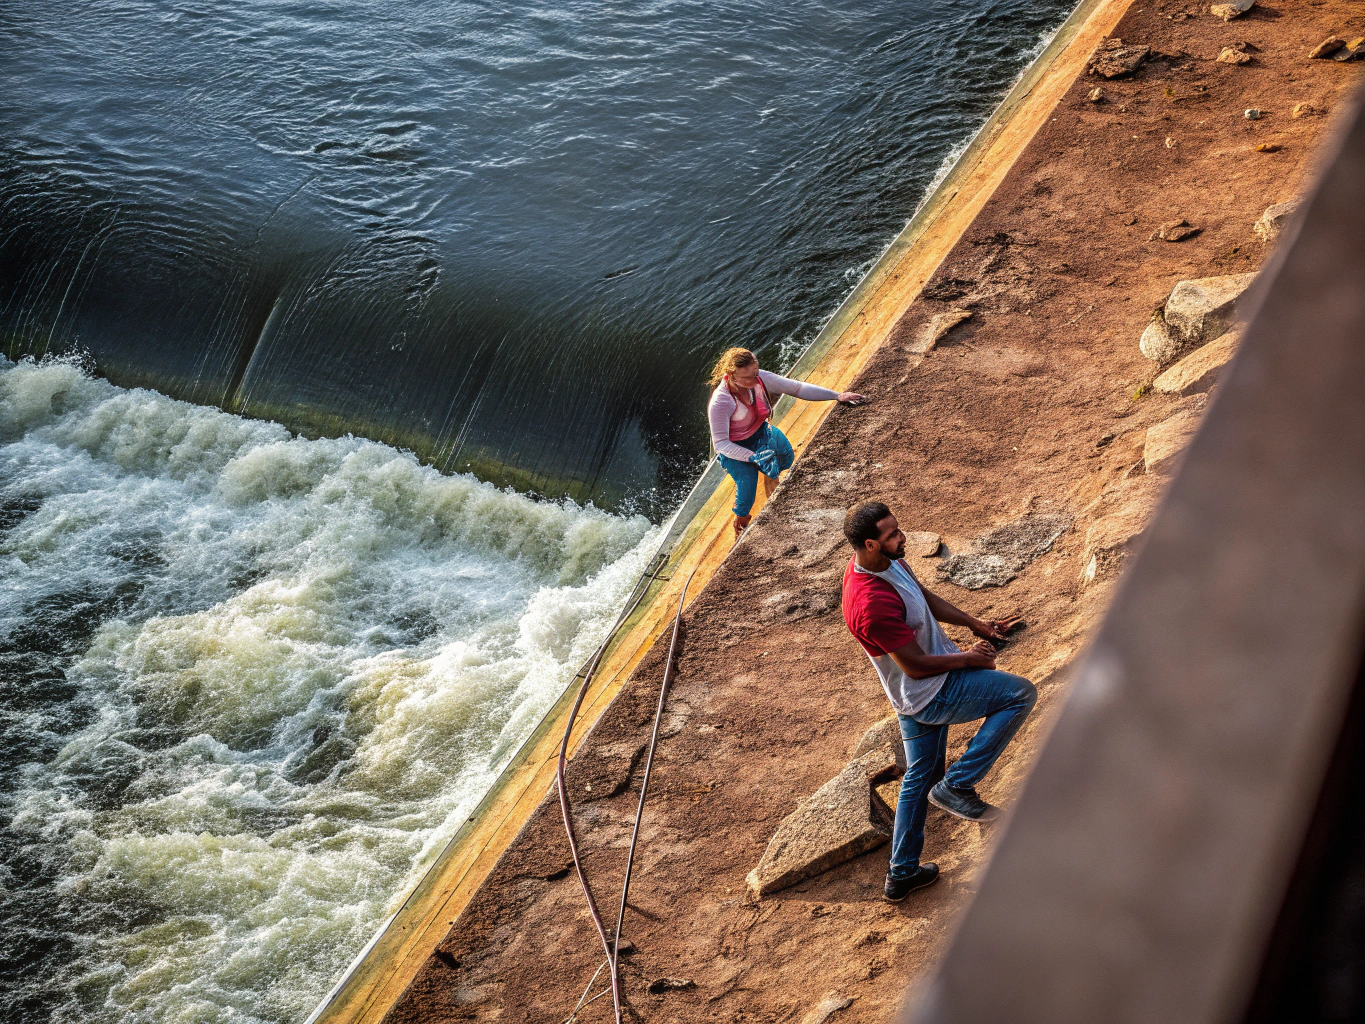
[387,3,1364,1021]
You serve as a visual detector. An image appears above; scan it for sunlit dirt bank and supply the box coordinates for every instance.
[381,2,1365,1021]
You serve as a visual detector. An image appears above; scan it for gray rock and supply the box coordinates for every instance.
[905,530,943,557]
[1163,273,1256,347]
[746,749,899,896]
[1210,0,1254,20]
[1088,41,1150,78]
[1140,318,1181,364]
[1153,329,1240,395]
[850,715,906,770]
[1255,199,1300,243]
[937,512,1072,589]
[1144,400,1207,475]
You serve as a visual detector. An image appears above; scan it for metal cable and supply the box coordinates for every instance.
[556,555,698,1024]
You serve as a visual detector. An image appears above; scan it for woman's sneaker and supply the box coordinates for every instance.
[928,781,999,821]
[883,863,939,902]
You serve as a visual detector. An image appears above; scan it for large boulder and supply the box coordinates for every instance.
[1154,330,1240,395]
[746,749,900,896]
[1163,273,1256,348]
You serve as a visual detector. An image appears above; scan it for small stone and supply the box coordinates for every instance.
[801,993,855,1024]
[1088,86,1105,102]
[1080,500,1157,586]
[1244,108,1261,120]
[647,978,696,994]
[1165,136,1176,149]
[1308,36,1345,59]
[1140,318,1181,364]
[1163,272,1256,346]
[910,309,972,354]
[1255,142,1282,153]
[1292,102,1324,119]
[1254,198,1300,243]
[1210,0,1254,19]
[1217,45,1254,65]
[905,531,943,558]
[1144,402,1206,475]
[1153,330,1241,395]
[1153,218,1200,242]
[1089,43,1150,78]
[1332,38,1365,62]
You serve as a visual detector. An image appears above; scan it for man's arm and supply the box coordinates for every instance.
[915,571,1023,642]
[888,634,998,679]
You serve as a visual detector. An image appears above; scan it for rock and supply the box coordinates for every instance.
[936,512,1072,590]
[1309,36,1345,59]
[1254,198,1300,243]
[910,309,972,354]
[1255,142,1282,153]
[1163,272,1256,347]
[1153,218,1200,242]
[647,978,695,994]
[1333,38,1365,61]
[1210,0,1254,19]
[1080,499,1156,586]
[746,749,900,896]
[1217,45,1254,65]
[1144,402,1206,475]
[906,531,943,558]
[1088,86,1105,102]
[801,993,854,1024]
[1244,108,1261,120]
[851,715,906,770]
[1088,42,1150,78]
[1140,318,1181,364]
[1292,102,1325,119]
[1153,330,1240,395]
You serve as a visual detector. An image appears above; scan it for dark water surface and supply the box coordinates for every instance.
[3,0,1074,511]
[0,2,1077,1021]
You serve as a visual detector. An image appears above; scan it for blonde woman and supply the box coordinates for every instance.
[708,347,865,537]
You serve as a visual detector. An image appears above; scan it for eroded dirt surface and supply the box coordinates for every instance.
[388,3,1363,1021]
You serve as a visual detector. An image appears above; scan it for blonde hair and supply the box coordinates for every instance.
[708,347,757,387]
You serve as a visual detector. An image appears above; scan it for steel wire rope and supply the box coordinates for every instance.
[557,556,699,1024]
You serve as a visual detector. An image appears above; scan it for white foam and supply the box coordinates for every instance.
[0,356,657,1022]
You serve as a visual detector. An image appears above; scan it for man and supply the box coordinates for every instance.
[841,501,1036,902]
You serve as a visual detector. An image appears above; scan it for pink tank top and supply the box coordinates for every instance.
[726,377,771,442]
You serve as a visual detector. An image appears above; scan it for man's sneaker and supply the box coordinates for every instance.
[928,781,1000,821]
[884,863,939,902]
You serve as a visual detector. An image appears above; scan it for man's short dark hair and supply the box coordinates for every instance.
[844,501,892,549]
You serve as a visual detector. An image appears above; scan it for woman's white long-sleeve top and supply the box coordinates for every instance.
[707,370,839,462]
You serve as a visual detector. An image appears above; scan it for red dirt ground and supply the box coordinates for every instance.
[387,3,1365,1021]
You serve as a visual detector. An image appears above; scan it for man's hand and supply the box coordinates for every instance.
[963,640,997,670]
[971,615,1024,642]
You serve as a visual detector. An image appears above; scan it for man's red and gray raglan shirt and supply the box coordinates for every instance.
[842,556,960,715]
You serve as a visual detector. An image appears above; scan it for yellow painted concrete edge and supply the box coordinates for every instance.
[308,2,1130,1020]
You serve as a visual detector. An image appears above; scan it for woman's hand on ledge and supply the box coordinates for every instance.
[837,391,867,405]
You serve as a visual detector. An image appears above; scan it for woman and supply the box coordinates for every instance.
[707,347,865,537]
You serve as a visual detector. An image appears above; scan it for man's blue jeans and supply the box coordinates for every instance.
[888,667,1037,879]
[717,423,795,516]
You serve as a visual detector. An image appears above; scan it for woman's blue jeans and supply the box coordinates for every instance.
[717,423,795,516]
[888,668,1037,879]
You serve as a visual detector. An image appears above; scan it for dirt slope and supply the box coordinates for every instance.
[387,3,1364,1021]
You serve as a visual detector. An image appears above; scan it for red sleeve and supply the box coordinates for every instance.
[842,561,918,657]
